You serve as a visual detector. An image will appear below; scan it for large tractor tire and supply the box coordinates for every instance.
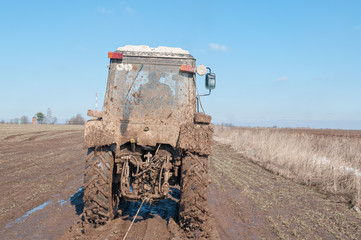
[83,147,118,225]
[179,152,215,239]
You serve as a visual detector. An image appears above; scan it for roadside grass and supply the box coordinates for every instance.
[214,126,361,209]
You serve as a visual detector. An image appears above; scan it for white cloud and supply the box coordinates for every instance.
[209,43,229,52]
[277,76,289,81]
[97,6,111,14]
[125,6,135,14]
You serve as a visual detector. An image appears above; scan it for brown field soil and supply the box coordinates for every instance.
[0,125,85,239]
[0,125,360,239]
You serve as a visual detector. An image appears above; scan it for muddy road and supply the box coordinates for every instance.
[1,125,360,239]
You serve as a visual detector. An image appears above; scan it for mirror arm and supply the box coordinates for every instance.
[198,89,212,97]
[196,89,212,112]
[196,67,214,112]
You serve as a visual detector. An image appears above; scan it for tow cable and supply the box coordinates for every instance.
[122,197,148,240]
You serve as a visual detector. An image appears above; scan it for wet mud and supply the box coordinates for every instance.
[63,188,185,240]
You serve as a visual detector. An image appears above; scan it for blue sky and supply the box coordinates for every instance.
[0,1,360,129]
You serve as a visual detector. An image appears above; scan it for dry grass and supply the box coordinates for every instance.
[210,143,361,239]
[214,126,361,208]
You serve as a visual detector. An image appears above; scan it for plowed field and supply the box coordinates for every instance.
[0,125,360,239]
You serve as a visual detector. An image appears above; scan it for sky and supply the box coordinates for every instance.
[0,0,360,129]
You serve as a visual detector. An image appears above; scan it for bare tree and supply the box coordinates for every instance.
[220,122,234,127]
[66,114,85,125]
[10,118,20,124]
[20,116,29,124]
[45,108,57,124]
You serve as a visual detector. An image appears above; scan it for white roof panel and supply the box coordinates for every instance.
[116,45,190,55]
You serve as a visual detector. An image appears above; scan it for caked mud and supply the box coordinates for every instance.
[82,46,218,238]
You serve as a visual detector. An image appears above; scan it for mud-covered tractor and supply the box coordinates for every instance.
[83,45,216,237]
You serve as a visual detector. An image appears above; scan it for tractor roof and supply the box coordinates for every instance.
[115,45,193,59]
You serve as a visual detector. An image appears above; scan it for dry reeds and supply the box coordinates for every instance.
[214,126,361,208]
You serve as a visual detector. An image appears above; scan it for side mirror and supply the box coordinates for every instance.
[205,73,216,90]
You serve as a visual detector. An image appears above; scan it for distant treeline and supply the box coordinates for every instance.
[1,109,85,125]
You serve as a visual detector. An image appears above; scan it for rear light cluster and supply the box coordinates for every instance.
[180,64,196,73]
[108,52,123,59]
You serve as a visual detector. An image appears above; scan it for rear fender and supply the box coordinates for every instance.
[84,119,116,148]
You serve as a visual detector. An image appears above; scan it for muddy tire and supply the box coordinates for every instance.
[83,147,118,225]
[179,152,214,238]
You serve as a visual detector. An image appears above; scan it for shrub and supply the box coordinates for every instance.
[66,114,85,125]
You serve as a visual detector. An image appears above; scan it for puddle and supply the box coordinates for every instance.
[15,201,52,223]
[68,186,180,222]
[58,200,67,206]
[121,187,180,223]
[2,201,52,232]
[70,187,84,215]
[3,187,84,233]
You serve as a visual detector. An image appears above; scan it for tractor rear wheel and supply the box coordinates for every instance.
[179,152,214,238]
[83,147,118,225]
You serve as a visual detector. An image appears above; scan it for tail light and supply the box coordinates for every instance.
[108,52,123,59]
[180,64,196,73]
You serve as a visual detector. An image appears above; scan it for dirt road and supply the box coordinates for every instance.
[0,126,360,239]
